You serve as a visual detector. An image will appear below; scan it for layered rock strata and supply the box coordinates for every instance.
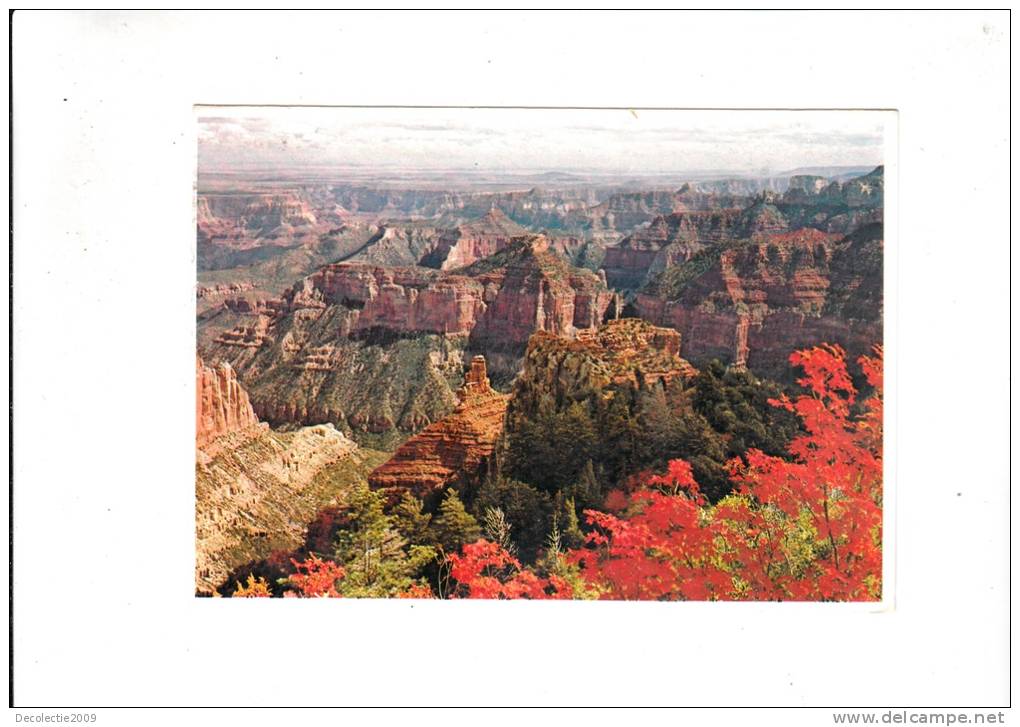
[202,237,616,438]
[636,225,883,375]
[195,356,374,594]
[367,356,509,502]
[196,356,263,451]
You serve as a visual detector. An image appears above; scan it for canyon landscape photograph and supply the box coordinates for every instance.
[195,108,888,600]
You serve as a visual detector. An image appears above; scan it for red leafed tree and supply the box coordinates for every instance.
[447,540,573,599]
[396,583,436,599]
[722,344,884,600]
[567,343,883,601]
[286,555,347,598]
[567,459,731,600]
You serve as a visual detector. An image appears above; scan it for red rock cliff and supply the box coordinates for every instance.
[242,235,616,349]
[196,356,262,450]
[367,356,508,502]
[637,226,882,375]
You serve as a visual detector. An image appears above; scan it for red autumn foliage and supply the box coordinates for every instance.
[447,540,572,599]
[445,343,883,602]
[722,343,884,600]
[397,583,436,599]
[286,555,346,598]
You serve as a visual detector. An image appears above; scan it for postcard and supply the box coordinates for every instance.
[196,107,890,602]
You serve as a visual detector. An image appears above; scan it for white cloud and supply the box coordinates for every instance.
[197,107,887,174]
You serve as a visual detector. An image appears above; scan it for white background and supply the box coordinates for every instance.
[7,9,1012,717]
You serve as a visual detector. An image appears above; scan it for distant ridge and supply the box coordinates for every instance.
[780,165,875,178]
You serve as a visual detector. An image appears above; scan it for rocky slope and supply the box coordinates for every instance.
[342,222,446,268]
[195,356,384,594]
[199,236,617,441]
[197,188,376,291]
[636,224,883,377]
[420,209,528,269]
[601,200,788,292]
[368,356,509,504]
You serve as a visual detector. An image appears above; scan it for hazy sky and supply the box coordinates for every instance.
[197,107,888,175]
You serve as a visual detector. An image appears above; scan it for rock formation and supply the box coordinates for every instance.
[421,208,528,270]
[779,166,885,233]
[202,236,616,439]
[195,354,381,594]
[197,281,256,299]
[195,422,376,595]
[602,202,790,292]
[636,225,883,376]
[327,185,602,232]
[508,319,697,425]
[367,356,509,503]
[199,192,319,243]
[196,356,263,451]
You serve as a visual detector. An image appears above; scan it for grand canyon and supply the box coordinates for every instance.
[197,110,884,600]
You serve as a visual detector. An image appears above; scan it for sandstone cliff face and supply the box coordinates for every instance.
[602,202,790,291]
[464,237,618,351]
[286,264,487,336]
[202,237,616,439]
[636,225,882,376]
[602,212,719,289]
[677,228,839,314]
[272,235,615,346]
[367,356,508,502]
[196,356,263,451]
[422,209,527,270]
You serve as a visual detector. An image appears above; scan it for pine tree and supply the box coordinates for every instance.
[473,475,553,563]
[392,491,432,545]
[331,482,436,597]
[430,489,482,554]
[574,459,603,510]
[561,496,585,550]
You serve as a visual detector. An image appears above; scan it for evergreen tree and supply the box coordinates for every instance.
[561,496,585,550]
[505,401,598,491]
[573,459,603,511]
[691,359,800,458]
[430,489,482,554]
[473,475,553,563]
[391,491,432,545]
[596,389,640,482]
[331,482,436,597]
